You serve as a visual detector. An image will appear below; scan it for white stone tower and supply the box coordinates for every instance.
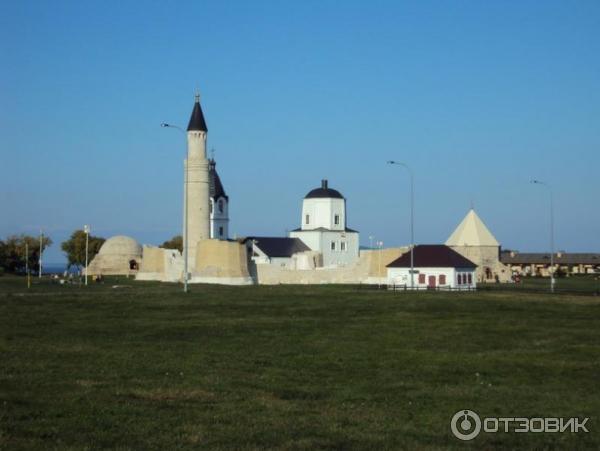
[184,94,210,271]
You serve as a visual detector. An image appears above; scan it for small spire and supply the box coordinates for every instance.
[187,93,208,132]
[194,91,200,103]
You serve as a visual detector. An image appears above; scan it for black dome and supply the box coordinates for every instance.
[305,179,344,199]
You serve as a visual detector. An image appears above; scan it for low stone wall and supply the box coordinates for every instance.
[255,247,407,285]
[192,240,253,285]
[136,246,183,282]
[450,245,511,282]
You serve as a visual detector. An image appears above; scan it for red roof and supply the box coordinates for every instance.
[387,245,477,268]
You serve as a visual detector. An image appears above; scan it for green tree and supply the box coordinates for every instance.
[2,234,53,274]
[0,240,6,274]
[61,230,105,270]
[160,235,183,252]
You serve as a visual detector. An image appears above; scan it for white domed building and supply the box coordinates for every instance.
[87,235,143,276]
[289,179,360,267]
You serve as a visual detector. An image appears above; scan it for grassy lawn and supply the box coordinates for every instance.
[481,274,600,294]
[1,276,599,450]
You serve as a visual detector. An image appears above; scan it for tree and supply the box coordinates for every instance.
[0,240,6,274]
[160,235,183,252]
[2,234,53,274]
[61,230,105,270]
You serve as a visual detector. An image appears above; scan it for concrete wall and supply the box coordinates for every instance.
[449,245,511,282]
[191,239,253,285]
[254,247,407,285]
[136,246,183,282]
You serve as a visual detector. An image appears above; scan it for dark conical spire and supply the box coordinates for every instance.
[187,93,208,132]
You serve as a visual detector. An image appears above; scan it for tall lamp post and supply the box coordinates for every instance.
[161,123,188,293]
[387,161,415,289]
[531,180,555,293]
[39,229,43,278]
[84,225,90,286]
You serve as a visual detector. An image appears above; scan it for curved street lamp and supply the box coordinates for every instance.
[531,179,555,293]
[161,123,188,293]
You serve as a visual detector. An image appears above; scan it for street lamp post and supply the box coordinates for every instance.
[25,241,30,288]
[39,229,43,278]
[378,240,384,288]
[161,123,188,293]
[84,225,89,286]
[531,180,555,293]
[387,161,415,290]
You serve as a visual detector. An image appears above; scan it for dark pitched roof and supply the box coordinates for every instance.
[501,251,600,265]
[208,159,227,200]
[187,96,208,132]
[387,245,477,268]
[291,227,359,233]
[243,237,310,258]
[305,179,344,199]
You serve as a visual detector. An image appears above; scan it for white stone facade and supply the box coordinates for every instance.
[387,266,476,290]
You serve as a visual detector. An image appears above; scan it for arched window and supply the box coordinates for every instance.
[334,214,340,225]
[218,200,224,213]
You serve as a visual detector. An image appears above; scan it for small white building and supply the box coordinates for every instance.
[386,245,477,290]
[289,179,359,267]
[244,236,311,268]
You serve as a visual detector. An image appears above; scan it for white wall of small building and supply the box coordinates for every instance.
[289,230,358,267]
[301,198,346,231]
[387,267,477,289]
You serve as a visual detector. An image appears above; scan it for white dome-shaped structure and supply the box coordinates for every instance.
[88,235,142,276]
[98,235,142,257]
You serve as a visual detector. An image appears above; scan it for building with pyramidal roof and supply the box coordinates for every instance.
[446,209,511,282]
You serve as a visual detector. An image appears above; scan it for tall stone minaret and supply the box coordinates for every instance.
[184,94,210,271]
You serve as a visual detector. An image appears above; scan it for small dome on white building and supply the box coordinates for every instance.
[98,235,142,257]
[304,179,344,199]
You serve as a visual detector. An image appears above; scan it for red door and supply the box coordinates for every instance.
[428,275,436,288]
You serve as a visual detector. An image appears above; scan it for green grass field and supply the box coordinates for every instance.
[1,276,599,450]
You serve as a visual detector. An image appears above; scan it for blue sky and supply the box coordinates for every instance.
[1,0,599,264]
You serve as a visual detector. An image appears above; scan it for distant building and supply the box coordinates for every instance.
[445,209,510,282]
[501,251,600,276]
[387,244,477,290]
[289,179,359,267]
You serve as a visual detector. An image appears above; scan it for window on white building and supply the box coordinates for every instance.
[219,226,223,237]
[341,241,346,251]
[218,200,224,213]
[305,214,310,225]
[334,214,340,225]
[331,241,336,251]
